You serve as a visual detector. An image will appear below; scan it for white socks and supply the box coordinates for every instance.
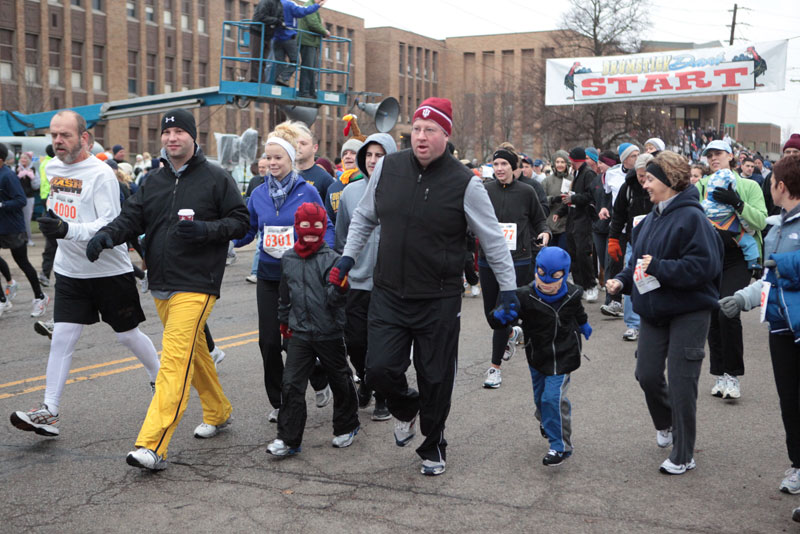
[115,327,160,383]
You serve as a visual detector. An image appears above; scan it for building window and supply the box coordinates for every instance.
[92,0,103,11]
[0,29,12,81]
[197,0,206,33]
[145,0,156,22]
[71,41,83,88]
[71,0,82,6]
[92,45,105,91]
[224,0,233,39]
[129,126,140,155]
[25,33,39,84]
[198,61,207,85]
[239,0,249,18]
[432,51,438,82]
[182,59,191,91]
[146,53,156,95]
[49,38,62,86]
[163,0,173,25]
[128,50,138,94]
[164,57,174,93]
[398,43,404,75]
[181,0,191,31]
[126,1,137,18]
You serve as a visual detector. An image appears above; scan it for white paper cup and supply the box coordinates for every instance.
[178,209,195,221]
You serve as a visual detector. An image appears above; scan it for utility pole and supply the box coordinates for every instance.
[719,3,737,139]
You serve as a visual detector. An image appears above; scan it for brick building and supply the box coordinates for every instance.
[738,122,782,161]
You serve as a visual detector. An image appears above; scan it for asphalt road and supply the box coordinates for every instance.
[1,235,797,533]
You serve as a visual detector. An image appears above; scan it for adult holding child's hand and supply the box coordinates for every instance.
[610,151,724,476]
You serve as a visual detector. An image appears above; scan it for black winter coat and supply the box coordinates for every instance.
[488,282,587,375]
[566,162,598,232]
[100,147,250,298]
[480,179,548,263]
[278,243,347,340]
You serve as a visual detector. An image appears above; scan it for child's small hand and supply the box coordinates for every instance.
[579,322,592,340]
[280,323,293,339]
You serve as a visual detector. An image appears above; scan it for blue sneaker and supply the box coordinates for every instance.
[266,439,301,457]
[421,459,446,476]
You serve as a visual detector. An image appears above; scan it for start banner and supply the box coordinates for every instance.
[545,40,787,106]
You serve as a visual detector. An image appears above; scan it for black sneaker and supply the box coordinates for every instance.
[539,423,547,439]
[542,449,570,467]
[357,384,372,408]
[371,398,391,421]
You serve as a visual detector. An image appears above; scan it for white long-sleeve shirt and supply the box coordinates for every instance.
[46,155,133,278]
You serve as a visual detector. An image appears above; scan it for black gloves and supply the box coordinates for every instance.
[37,209,69,239]
[86,232,114,262]
[176,219,208,244]
[711,183,744,212]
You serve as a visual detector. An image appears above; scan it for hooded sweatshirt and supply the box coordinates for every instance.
[335,132,397,290]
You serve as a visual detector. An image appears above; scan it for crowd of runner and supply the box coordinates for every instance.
[3,99,800,521]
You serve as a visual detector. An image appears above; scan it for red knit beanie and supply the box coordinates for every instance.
[413,97,453,136]
[784,134,800,153]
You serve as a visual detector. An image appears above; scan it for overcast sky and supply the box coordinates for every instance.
[326,0,800,136]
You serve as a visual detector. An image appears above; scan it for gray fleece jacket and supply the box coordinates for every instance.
[334,133,397,291]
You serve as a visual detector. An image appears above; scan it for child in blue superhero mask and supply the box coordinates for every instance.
[489,246,591,466]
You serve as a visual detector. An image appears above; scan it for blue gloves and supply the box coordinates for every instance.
[176,219,208,244]
[86,232,114,262]
[579,322,592,340]
[493,290,520,325]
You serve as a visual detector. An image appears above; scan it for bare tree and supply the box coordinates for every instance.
[559,0,650,56]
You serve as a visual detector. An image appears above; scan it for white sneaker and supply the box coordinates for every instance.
[470,285,481,298]
[600,300,624,318]
[34,319,54,339]
[659,457,696,475]
[622,328,639,341]
[31,294,49,317]
[246,274,258,284]
[226,253,237,266]
[782,468,800,494]
[584,286,599,303]
[0,299,11,318]
[332,426,359,448]
[126,448,167,471]
[503,326,522,361]
[10,404,59,436]
[723,374,740,399]
[421,459,446,476]
[315,385,332,408]
[483,367,502,388]
[266,438,300,456]
[656,429,673,448]
[139,270,149,293]
[268,408,279,423]
[210,346,226,368]
[711,375,726,397]
[193,417,232,439]
[394,416,417,446]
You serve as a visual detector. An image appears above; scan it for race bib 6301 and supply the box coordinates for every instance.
[263,225,294,259]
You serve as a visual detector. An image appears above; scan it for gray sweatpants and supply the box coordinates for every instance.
[636,309,711,465]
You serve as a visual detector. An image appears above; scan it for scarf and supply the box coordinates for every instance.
[268,171,298,212]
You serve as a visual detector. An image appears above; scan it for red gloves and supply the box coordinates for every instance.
[608,237,623,262]
[279,323,292,339]
[334,275,350,294]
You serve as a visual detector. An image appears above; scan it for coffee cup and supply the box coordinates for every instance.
[178,209,195,221]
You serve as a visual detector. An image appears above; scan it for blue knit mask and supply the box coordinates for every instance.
[534,247,571,302]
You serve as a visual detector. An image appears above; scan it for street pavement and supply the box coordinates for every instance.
[0,235,797,533]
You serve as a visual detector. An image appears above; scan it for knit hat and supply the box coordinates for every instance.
[160,108,197,140]
[784,134,800,153]
[634,153,654,170]
[585,147,599,163]
[492,148,518,170]
[106,159,118,170]
[293,202,328,258]
[112,144,124,155]
[341,138,364,158]
[315,157,334,177]
[644,137,666,152]
[553,150,570,164]
[618,143,638,163]
[0,143,7,161]
[569,147,586,162]
[412,97,453,136]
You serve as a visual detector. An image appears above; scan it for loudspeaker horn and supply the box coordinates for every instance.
[279,105,319,126]
[357,97,399,133]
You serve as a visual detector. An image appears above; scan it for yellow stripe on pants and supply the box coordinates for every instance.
[135,292,232,458]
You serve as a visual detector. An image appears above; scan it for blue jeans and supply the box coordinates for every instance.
[273,36,298,85]
[624,243,641,329]
[530,367,572,453]
[299,45,319,96]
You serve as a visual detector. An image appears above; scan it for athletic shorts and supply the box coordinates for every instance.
[0,232,27,249]
[53,272,146,332]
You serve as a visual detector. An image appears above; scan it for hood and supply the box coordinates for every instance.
[357,133,398,177]
[624,166,643,191]
[659,184,704,217]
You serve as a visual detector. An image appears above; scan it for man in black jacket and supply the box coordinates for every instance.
[564,147,599,301]
[87,109,250,471]
[250,0,284,83]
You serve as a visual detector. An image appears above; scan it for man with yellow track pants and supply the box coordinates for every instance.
[86,109,249,471]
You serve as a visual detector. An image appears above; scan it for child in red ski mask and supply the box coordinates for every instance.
[267,202,360,457]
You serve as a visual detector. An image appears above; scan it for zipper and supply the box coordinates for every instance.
[399,172,423,298]
[163,176,180,283]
